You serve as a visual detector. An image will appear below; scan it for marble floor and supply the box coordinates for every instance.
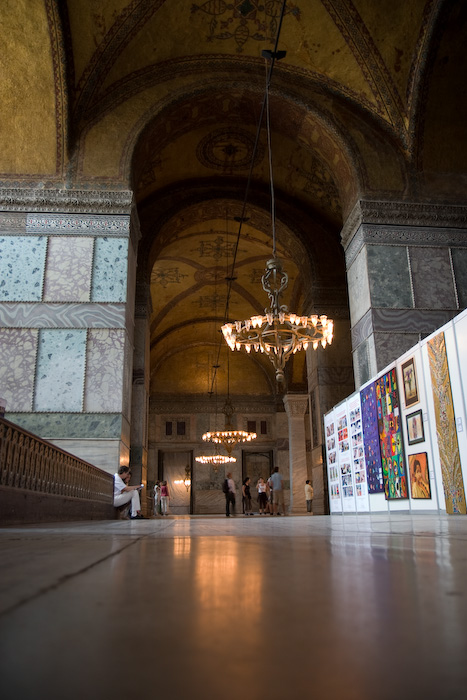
[1,513,467,700]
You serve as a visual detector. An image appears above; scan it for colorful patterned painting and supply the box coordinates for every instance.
[376,369,408,499]
[427,332,466,514]
[360,382,384,493]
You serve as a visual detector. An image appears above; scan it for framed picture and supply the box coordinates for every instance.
[409,453,431,499]
[401,357,419,408]
[406,409,424,445]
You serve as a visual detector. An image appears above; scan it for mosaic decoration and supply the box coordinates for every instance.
[376,368,408,499]
[196,128,264,171]
[0,328,38,412]
[427,332,466,514]
[91,237,128,302]
[360,382,384,493]
[151,267,188,288]
[195,236,236,260]
[0,236,47,301]
[194,293,227,310]
[43,237,93,302]
[191,0,301,53]
[84,329,125,413]
[33,329,87,412]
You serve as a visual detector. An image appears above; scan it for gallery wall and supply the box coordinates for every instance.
[324,309,467,515]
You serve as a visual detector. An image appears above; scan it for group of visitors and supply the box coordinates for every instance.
[224,466,307,517]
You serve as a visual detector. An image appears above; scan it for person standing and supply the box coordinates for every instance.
[153,480,161,516]
[305,480,314,513]
[242,477,253,515]
[269,466,285,515]
[113,466,145,519]
[160,480,170,516]
[224,472,236,517]
[256,477,268,514]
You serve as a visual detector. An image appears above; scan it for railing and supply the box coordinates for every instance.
[0,417,113,504]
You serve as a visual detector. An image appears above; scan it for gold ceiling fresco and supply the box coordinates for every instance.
[1,1,466,396]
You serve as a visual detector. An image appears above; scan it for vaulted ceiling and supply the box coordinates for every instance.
[2,0,466,397]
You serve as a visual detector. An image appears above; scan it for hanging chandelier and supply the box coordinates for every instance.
[222,257,333,384]
[220,47,334,383]
[195,454,236,466]
[202,397,256,456]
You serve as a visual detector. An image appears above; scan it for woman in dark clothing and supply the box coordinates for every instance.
[242,477,253,515]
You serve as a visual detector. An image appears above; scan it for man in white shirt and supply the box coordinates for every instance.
[305,480,314,513]
[113,466,145,519]
[224,472,236,517]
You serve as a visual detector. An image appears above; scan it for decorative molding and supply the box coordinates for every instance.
[150,395,279,415]
[342,200,467,250]
[26,213,130,235]
[283,394,308,417]
[0,188,133,215]
[0,213,28,233]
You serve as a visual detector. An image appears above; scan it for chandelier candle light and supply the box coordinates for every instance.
[202,397,256,456]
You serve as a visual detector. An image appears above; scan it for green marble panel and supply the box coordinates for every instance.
[5,413,123,439]
[367,246,412,308]
[451,249,467,307]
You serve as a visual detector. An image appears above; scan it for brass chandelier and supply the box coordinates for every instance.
[202,397,256,456]
[220,46,334,383]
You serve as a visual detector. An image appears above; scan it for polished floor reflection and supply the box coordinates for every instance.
[1,514,467,700]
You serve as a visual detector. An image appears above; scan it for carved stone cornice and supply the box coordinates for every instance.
[341,200,467,250]
[0,188,133,215]
[150,394,279,414]
[283,393,308,417]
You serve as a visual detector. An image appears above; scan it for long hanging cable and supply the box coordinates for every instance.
[208,0,288,396]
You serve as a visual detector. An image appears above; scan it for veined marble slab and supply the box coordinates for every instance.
[43,237,93,302]
[0,236,47,301]
[84,329,125,412]
[0,328,38,411]
[0,302,126,328]
[33,329,86,412]
[5,412,123,439]
[91,238,128,302]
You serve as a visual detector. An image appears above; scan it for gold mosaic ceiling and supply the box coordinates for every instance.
[2,1,466,395]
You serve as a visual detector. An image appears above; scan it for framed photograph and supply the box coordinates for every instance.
[401,357,419,408]
[409,453,431,499]
[406,409,424,445]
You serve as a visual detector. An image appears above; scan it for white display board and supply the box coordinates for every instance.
[325,410,342,512]
[348,392,369,512]
[336,404,355,513]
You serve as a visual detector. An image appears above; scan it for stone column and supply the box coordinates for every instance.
[283,393,308,514]
[342,200,467,389]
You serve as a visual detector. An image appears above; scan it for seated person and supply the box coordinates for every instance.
[113,466,145,519]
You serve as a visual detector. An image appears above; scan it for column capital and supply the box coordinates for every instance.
[283,393,308,418]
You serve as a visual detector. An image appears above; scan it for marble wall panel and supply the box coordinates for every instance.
[0,236,47,301]
[0,302,126,329]
[43,237,94,302]
[84,329,125,412]
[346,246,371,326]
[451,248,467,307]
[47,439,123,474]
[0,328,38,411]
[33,329,87,412]
[91,238,128,302]
[367,245,412,308]
[410,247,456,309]
[5,412,122,438]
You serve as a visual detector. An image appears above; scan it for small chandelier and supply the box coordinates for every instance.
[222,257,333,383]
[195,454,236,466]
[202,397,256,456]
[221,47,333,383]
[174,465,192,491]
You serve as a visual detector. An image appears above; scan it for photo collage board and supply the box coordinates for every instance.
[348,394,369,511]
[336,405,355,511]
[324,412,341,512]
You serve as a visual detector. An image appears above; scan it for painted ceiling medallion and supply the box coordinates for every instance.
[191,1,301,53]
[197,128,264,171]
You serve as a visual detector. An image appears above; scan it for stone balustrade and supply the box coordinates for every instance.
[0,417,114,523]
